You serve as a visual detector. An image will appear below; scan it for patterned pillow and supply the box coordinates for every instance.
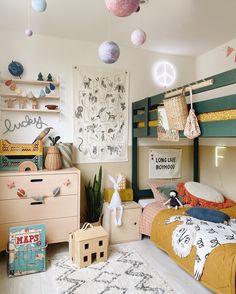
[148,182,176,202]
[186,207,230,223]
[57,143,73,168]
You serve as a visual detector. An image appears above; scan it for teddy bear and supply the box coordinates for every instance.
[163,190,183,209]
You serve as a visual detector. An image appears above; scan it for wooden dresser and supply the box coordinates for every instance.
[0,167,80,252]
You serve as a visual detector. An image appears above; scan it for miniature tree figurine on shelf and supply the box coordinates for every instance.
[47,73,53,82]
[37,72,44,81]
[4,98,16,108]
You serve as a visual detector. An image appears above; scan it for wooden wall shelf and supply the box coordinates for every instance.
[0,93,60,99]
[1,108,61,113]
[0,76,61,113]
[1,78,59,87]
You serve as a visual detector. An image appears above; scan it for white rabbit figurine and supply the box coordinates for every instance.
[108,174,123,226]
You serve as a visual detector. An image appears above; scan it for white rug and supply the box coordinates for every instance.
[53,245,175,294]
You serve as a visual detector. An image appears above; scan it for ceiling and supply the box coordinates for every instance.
[1,0,236,56]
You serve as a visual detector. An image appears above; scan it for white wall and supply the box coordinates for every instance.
[0,30,196,145]
[195,37,236,147]
[196,37,236,78]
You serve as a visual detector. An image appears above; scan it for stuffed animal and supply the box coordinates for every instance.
[163,190,183,210]
[108,174,123,226]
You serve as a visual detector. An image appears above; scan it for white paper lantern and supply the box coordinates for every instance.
[131,29,146,46]
[25,29,33,37]
[32,0,47,12]
[105,0,140,17]
[98,41,120,64]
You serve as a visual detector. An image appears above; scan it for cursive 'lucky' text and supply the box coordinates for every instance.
[3,115,48,134]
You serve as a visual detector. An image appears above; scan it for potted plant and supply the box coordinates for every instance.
[85,166,103,225]
[45,136,62,170]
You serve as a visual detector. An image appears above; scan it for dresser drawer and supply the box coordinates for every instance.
[0,195,78,223]
[0,173,78,200]
[0,217,78,252]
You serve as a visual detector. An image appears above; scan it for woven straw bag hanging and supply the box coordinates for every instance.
[163,87,188,130]
[183,87,201,139]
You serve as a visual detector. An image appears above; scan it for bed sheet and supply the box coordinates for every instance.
[150,205,236,294]
[139,200,165,236]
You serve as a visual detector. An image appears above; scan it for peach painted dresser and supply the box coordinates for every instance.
[0,167,80,252]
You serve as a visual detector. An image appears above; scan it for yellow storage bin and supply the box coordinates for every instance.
[0,139,43,156]
[104,188,133,202]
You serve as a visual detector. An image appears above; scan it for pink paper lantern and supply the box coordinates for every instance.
[98,41,120,64]
[105,0,140,17]
[25,29,33,37]
[131,29,147,46]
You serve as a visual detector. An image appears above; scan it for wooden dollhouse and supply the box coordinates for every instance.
[69,224,108,268]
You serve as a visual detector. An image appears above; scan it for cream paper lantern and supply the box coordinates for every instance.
[131,29,147,46]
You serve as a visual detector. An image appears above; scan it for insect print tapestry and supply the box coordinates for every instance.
[73,66,129,163]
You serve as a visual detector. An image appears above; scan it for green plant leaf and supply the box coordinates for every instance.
[54,136,61,144]
[84,166,103,223]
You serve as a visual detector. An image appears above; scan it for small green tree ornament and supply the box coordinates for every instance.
[47,73,53,81]
[37,72,44,81]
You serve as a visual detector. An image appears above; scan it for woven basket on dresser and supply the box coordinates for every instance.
[44,146,62,170]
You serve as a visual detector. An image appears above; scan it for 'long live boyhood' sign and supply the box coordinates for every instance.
[149,149,182,179]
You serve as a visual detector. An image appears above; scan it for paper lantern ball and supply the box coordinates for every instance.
[105,0,140,17]
[131,29,147,46]
[98,41,120,64]
[32,0,47,12]
[25,29,33,37]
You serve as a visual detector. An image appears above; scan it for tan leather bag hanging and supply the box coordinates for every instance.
[184,87,201,139]
[164,87,188,130]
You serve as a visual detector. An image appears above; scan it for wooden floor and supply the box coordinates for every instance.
[0,238,213,294]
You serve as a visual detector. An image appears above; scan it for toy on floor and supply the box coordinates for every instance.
[163,190,183,210]
[108,174,123,226]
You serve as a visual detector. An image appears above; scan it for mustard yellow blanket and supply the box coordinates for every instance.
[150,206,236,294]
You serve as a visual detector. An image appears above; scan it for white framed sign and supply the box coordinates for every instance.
[149,149,182,179]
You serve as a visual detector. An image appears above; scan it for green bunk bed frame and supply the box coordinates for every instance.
[132,68,236,202]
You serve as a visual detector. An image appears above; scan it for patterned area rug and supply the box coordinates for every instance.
[53,245,175,294]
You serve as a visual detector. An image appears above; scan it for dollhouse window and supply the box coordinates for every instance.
[99,240,103,246]
[100,252,104,258]
[83,256,88,262]
[85,243,89,249]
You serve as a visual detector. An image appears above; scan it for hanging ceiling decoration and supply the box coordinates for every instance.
[105,0,140,17]
[32,0,47,13]
[131,29,147,46]
[98,41,120,64]
[25,28,33,37]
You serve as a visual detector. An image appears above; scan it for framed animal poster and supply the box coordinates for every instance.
[149,149,182,179]
[73,66,129,163]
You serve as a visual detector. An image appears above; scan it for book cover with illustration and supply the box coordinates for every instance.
[8,224,46,277]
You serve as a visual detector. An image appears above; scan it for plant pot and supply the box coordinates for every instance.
[91,215,102,227]
[45,146,62,170]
